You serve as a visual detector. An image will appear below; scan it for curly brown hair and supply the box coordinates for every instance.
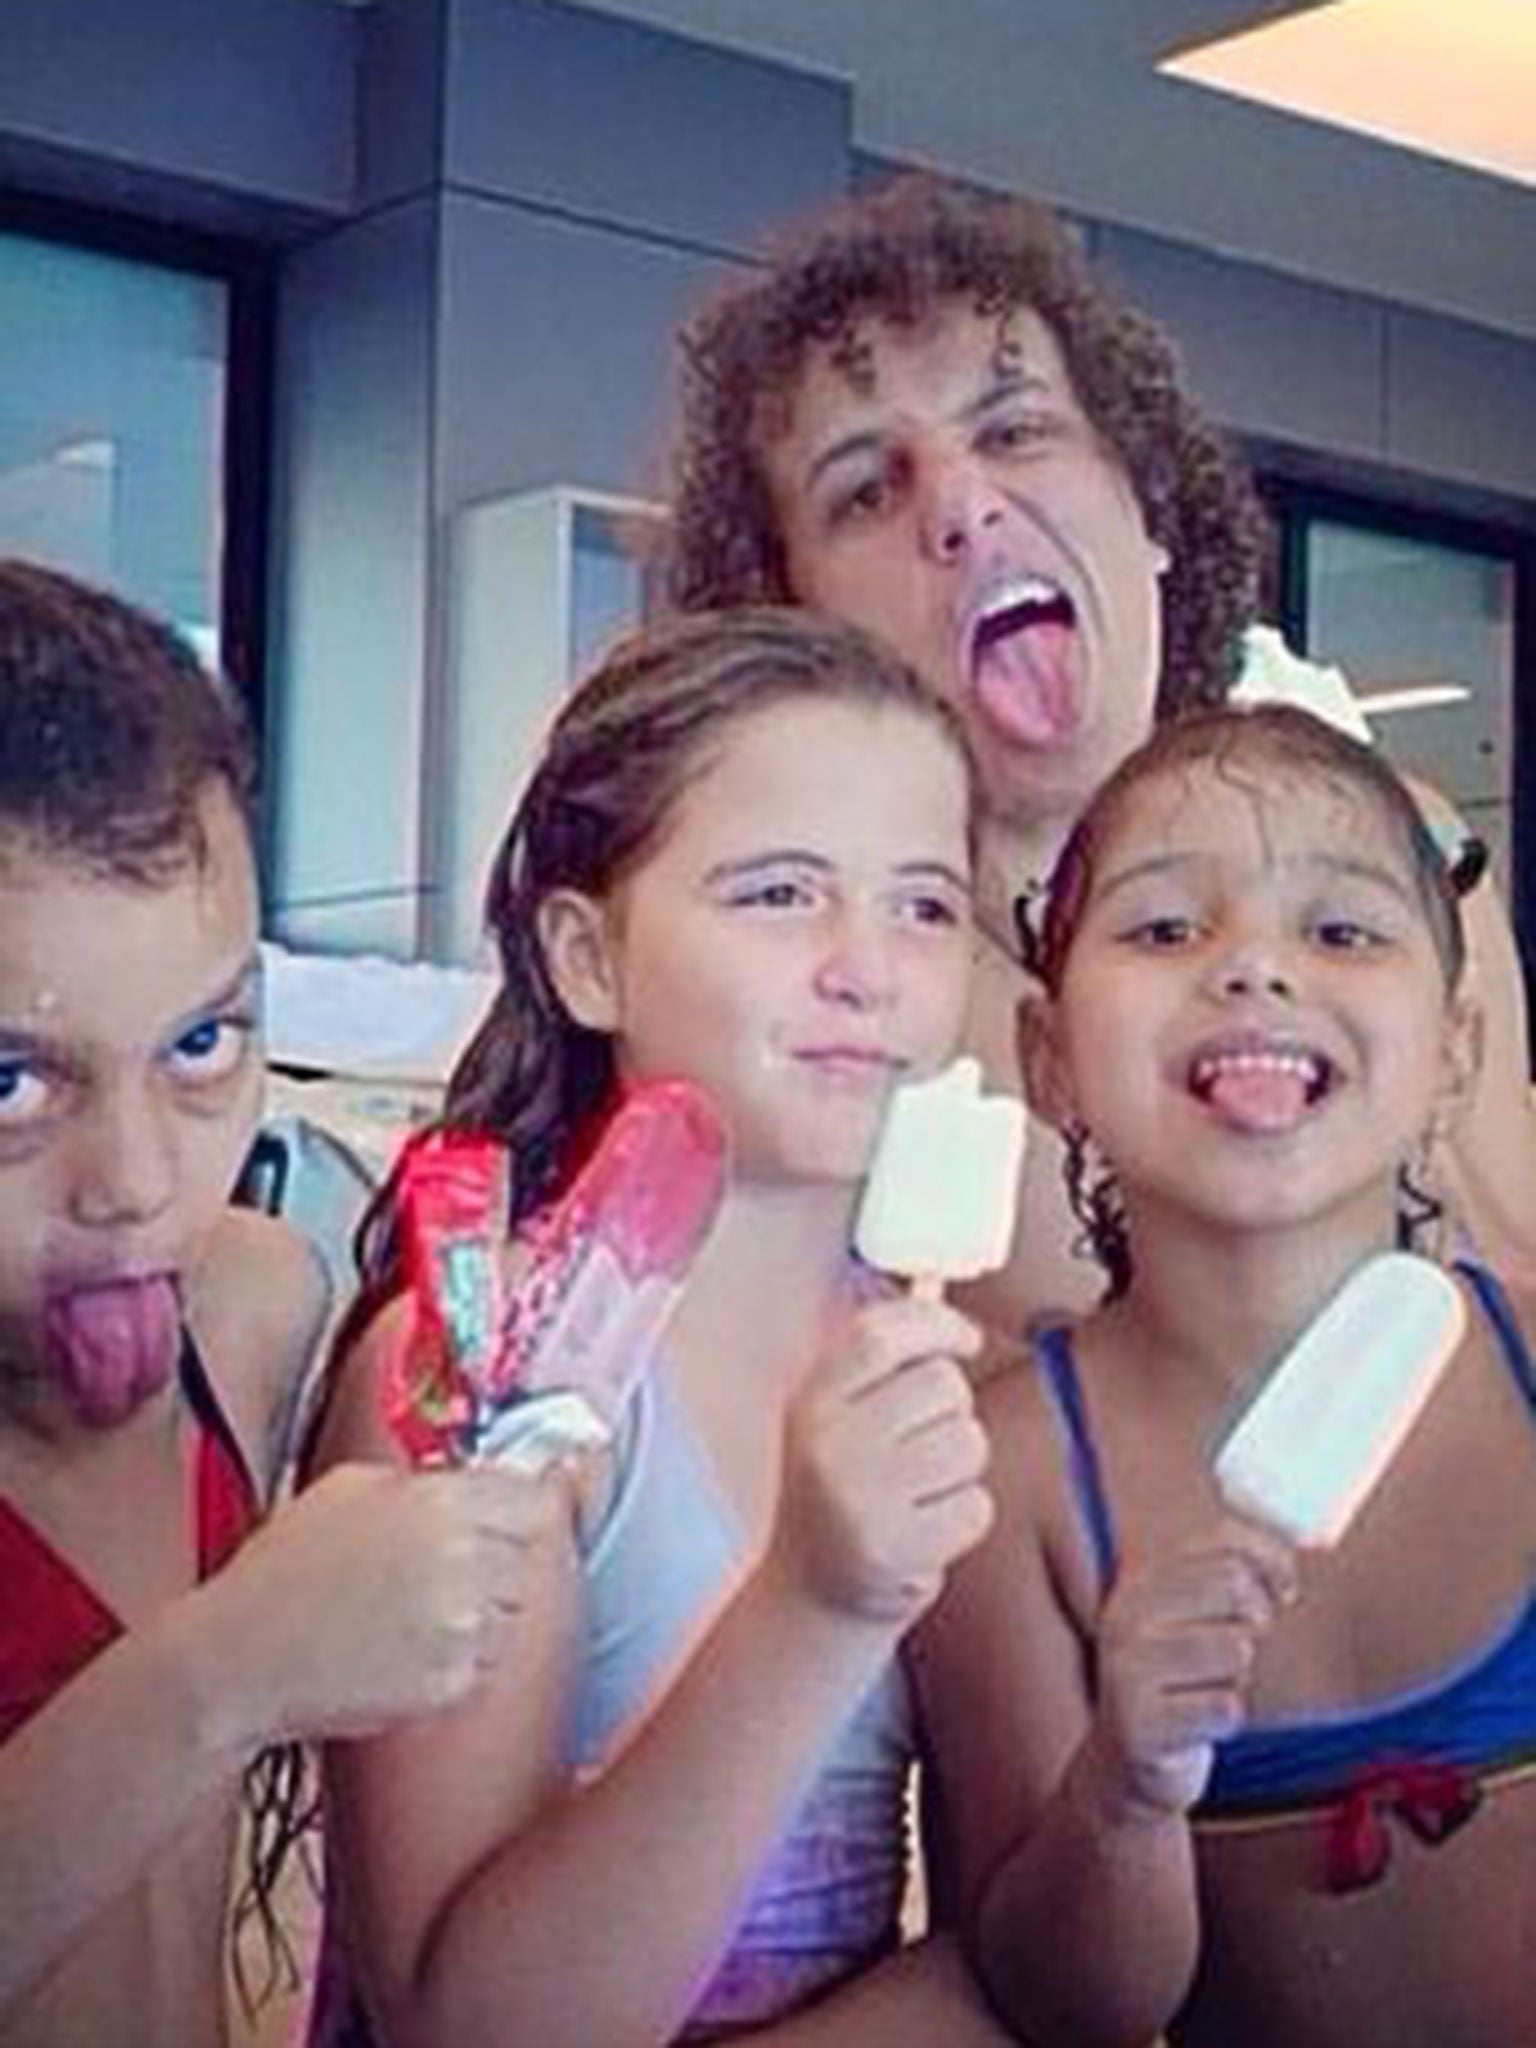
[663,174,1266,718]
[0,557,256,878]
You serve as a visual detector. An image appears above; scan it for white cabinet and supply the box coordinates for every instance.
[434,485,663,963]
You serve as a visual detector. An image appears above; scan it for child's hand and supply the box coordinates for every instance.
[1086,1518,1298,1817]
[208,1462,577,1745]
[773,1295,993,1626]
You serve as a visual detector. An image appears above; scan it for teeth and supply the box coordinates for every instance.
[1190,1048,1326,1095]
[976,575,1062,625]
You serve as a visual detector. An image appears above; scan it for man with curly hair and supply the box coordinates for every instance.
[664,175,1536,1321]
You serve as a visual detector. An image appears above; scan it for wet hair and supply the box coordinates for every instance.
[663,174,1265,716]
[1033,702,1466,996]
[349,605,974,1309]
[0,558,256,877]
[1031,703,1467,1296]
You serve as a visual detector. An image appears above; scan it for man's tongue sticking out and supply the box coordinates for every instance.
[971,606,1081,750]
[44,1275,182,1427]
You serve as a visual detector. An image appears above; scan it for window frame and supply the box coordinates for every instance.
[1256,466,1536,1061]
[0,186,276,741]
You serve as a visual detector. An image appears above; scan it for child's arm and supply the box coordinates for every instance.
[912,1368,1296,2048]
[312,1294,584,2039]
[322,1292,998,2048]
[0,1221,559,2015]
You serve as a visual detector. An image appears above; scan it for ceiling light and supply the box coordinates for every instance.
[1161,0,1535,188]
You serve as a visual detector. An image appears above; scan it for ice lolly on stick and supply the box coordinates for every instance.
[1214,1252,1466,1548]
[495,1077,729,1432]
[854,1057,1027,1300]
[383,1080,729,1467]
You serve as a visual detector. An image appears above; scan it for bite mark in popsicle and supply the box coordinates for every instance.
[1214,1252,1466,1547]
[854,1057,1027,1300]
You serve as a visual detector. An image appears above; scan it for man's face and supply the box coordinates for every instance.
[761,300,1169,836]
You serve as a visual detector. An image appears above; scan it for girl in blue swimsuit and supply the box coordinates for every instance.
[913,702,1536,2048]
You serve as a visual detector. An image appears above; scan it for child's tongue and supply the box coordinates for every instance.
[44,1275,181,1427]
[973,619,1080,748]
[1204,1064,1311,1136]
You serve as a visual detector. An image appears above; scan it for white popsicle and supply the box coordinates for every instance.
[1214,1252,1465,1548]
[855,1057,1027,1295]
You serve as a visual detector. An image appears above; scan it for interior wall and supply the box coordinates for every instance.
[0,0,1530,959]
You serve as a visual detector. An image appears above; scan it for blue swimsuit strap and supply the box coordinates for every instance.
[1034,1323,1118,1590]
[1454,1257,1536,1410]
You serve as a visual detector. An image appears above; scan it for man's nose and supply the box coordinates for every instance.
[918,455,1006,566]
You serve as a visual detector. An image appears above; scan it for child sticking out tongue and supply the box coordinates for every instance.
[44,1274,182,1427]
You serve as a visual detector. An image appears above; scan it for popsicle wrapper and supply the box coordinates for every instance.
[385,1129,509,1463]
[384,1081,728,1466]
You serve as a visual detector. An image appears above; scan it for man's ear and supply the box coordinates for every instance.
[1016,991,1078,1131]
[536,888,622,1033]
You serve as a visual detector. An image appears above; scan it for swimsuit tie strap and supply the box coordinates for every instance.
[1323,1756,1482,1891]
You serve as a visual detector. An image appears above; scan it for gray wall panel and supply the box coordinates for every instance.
[267,201,438,952]
[358,0,450,213]
[1387,311,1536,503]
[442,0,847,253]
[434,190,745,511]
[1096,224,1385,460]
[0,0,356,218]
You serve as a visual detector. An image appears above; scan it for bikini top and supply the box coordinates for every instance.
[0,1331,260,1743]
[1033,1261,1536,1820]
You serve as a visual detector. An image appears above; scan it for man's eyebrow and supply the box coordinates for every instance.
[802,369,1056,492]
[962,369,1053,422]
[803,430,884,492]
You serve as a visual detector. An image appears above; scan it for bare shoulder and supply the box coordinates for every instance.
[184,1206,331,1478]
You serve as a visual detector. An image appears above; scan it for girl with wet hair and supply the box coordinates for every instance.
[913,703,1535,2048]
[315,607,1012,2045]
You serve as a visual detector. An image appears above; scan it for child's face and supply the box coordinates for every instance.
[0,781,263,1416]
[1031,759,1472,1241]
[559,696,974,1187]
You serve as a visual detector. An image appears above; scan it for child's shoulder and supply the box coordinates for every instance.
[971,1319,1086,1504]
[185,1207,332,1477]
